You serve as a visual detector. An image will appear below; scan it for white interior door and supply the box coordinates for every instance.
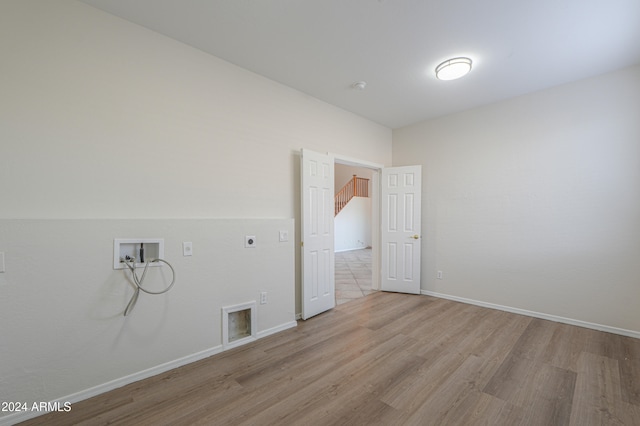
[381,165,422,294]
[301,149,335,319]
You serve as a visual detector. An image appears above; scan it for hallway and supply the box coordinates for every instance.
[335,248,372,305]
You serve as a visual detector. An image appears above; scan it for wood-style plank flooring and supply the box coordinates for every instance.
[19,293,640,425]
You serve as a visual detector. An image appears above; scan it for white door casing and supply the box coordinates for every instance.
[381,165,422,294]
[301,149,335,319]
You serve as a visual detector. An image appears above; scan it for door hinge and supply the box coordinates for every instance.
[301,241,304,247]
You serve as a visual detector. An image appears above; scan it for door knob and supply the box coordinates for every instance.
[410,235,420,239]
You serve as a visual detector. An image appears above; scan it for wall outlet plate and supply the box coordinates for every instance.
[279,230,288,242]
[245,235,256,248]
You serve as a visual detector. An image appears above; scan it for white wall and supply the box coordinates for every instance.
[393,65,640,334]
[0,1,391,220]
[335,197,372,252]
[0,218,294,416]
[0,1,391,422]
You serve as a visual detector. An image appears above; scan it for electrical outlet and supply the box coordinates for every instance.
[245,235,256,248]
[260,291,267,304]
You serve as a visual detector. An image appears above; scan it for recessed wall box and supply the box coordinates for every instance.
[222,301,257,349]
[113,238,164,270]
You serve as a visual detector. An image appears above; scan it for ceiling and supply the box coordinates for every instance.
[80,0,640,129]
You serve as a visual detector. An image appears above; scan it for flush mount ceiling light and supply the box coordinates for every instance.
[435,57,472,81]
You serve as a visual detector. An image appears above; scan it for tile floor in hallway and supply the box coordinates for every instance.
[335,248,372,305]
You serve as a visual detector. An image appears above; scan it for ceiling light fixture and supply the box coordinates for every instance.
[435,57,472,81]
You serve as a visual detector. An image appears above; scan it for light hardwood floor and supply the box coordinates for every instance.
[19,292,640,425]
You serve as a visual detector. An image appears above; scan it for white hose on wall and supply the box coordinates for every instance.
[121,257,176,316]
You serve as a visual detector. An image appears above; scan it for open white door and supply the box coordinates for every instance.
[301,149,335,319]
[381,165,422,294]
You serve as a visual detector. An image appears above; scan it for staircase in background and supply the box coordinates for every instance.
[335,175,369,216]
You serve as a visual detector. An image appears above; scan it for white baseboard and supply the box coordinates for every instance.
[1,320,298,426]
[421,290,640,339]
[257,320,298,339]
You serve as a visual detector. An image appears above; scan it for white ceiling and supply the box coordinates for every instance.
[81,0,640,129]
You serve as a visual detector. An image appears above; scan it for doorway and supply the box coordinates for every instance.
[301,149,422,319]
[333,160,379,305]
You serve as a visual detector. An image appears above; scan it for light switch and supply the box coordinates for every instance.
[279,230,288,242]
[0,252,5,273]
[183,242,193,256]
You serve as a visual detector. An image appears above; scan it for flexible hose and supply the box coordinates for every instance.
[122,258,176,316]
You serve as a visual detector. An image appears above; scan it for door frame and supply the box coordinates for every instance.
[330,153,383,292]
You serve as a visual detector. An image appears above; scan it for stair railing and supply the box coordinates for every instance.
[335,175,369,216]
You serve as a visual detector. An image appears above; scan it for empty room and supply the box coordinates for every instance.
[1,1,639,425]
